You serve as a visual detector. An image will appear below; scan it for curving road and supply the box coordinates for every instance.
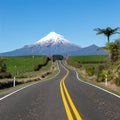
[0,61,120,120]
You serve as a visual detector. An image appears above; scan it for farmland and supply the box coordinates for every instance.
[0,55,50,78]
[66,55,107,67]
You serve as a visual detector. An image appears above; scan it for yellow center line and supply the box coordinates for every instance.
[60,79,74,120]
[60,64,83,120]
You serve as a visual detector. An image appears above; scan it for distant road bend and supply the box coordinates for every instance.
[0,61,120,120]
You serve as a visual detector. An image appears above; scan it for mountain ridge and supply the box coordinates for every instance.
[0,32,107,56]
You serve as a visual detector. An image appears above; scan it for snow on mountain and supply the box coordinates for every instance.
[31,32,80,48]
[34,32,70,45]
[0,32,81,56]
[26,32,81,56]
[0,32,107,56]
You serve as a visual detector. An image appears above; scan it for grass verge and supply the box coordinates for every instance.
[65,60,120,97]
[78,72,120,96]
[0,61,59,96]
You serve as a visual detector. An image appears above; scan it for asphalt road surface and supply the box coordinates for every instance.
[0,61,120,120]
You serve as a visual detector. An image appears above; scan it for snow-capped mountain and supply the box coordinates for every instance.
[28,32,81,55]
[33,32,70,45]
[0,32,81,56]
[32,32,80,48]
[0,32,107,56]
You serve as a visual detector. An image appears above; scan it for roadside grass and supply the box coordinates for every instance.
[65,57,120,97]
[0,81,37,97]
[0,55,57,93]
[17,61,52,79]
[0,61,59,96]
[17,60,58,79]
[78,73,120,96]
[0,61,54,82]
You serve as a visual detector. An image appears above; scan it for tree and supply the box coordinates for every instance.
[0,58,7,72]
[115,39,120,69]
[107,42,119,62]
[94,27,120,43]
[115,39,120,58]
[99,42,119,63]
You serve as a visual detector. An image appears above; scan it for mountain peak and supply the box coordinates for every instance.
[45,32,62,39]
[47,32,61,37]
[34,32,68,45]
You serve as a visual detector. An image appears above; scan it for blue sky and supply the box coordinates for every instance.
[0,0,120,53]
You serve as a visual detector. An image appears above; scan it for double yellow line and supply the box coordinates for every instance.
[60,66,82,120]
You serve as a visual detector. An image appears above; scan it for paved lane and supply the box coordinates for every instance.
[0,61,120,120]
[63,62,120,120]
[0,61,67,120]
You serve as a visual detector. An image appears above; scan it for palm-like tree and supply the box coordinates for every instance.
[98,41,119,63]
[94,27,120,43]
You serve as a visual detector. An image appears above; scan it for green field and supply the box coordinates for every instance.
[67,55,107,67]
[1,55,47,77]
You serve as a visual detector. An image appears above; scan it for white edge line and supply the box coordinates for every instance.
[63,62,120,99]
[76,71,120,99]
[0,82,38,101]
[0,61,61,101]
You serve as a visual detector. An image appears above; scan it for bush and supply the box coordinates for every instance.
[96,64,105,74]
[97,72,104,82]
[115,73,120,86]
[96,65,107,82]
[0,60,7,73]
[86,65,95,76]
[41,71,52,78]
[97,69,112,82]
[0,63,7,72]
[52,55,64,60]
[34,57,51,71]
[97,70,108,82]
[0,72,12,79]
[77,61,82,68]
[34,64,41,71]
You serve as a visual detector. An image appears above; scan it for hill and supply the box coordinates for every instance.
[2,55,47,76]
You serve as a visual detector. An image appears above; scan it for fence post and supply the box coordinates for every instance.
[13,76,16,87]
[105,75,108,86]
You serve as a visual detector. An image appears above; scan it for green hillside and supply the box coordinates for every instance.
[1,55,47,76]
[67,55,107,67]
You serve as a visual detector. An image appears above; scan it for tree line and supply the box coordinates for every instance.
[94,27,120,85]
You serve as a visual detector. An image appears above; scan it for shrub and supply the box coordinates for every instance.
[77,61,82,68]
[115,73,120,86]
[0,72,12,79]
[1,63,7,72]
[86,65,95,76]
[96,64,105,74]
[97,72,105,82]
[97,70,107,82]
[41,71,52,78]
[97,69,112,82]
[0,63,7,72]
[34,57,51,71]
[34,64,41,71]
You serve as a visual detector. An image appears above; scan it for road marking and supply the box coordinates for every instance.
[76,71,120,99]
[63,62,120,99]
[60,65,82,120]
[0,62,61,101]
[0,83,37,101]
[60,79,73,120]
